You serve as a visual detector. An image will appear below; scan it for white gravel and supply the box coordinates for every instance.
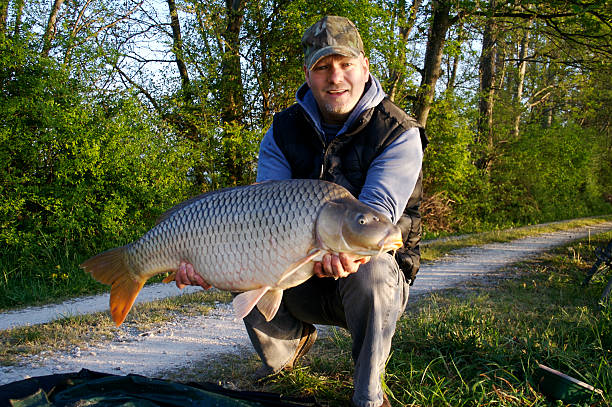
[1,221,611,386]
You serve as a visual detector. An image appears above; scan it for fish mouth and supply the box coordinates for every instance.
[377,229,403,254]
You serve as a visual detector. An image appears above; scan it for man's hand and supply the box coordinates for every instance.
[313,253,371,279]
[175,261,212,290]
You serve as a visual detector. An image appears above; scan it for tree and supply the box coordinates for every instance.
[167,0,190,93]
[386,0,422,103]
[477,1,498,149]
[0,0,8,35]
[511,18,532,139]
[42,0,65,57]
[412,0,458,127]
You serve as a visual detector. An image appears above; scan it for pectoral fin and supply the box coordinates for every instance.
[276,249,323,286]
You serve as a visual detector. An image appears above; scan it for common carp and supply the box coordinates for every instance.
[81,179,403,326]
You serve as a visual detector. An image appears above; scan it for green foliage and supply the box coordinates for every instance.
[0,39,192,308]
[421,93,611,232]
[422,95,477,202]
[484,122,611,226]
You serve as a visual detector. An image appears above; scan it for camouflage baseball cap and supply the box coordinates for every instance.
[302,16,364,70]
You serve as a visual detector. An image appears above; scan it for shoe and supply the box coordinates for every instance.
[351,394,391,407]
[254,323,317,383]
[284,322,317,370]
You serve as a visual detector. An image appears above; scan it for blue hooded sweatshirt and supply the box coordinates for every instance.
[256,74,422,225]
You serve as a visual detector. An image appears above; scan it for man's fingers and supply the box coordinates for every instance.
[338,253,368,275]
[315,253,369,279]
[175,261,211,290]
[313,261,325,278]
[338,253,355,274]
[330,255,345,278]
[175,261,188,289]
[322,253,332,275]
[360,256,371,265]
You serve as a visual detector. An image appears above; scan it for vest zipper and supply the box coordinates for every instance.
[316,129,328,180]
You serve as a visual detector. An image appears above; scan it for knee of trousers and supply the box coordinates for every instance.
[340,253,406,310]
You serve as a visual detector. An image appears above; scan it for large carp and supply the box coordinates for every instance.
[81,179,403,326]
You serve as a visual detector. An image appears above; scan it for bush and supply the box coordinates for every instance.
[487,122,611,224]
[0,45,193,307]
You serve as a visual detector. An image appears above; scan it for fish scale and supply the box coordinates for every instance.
[81,179,403,326]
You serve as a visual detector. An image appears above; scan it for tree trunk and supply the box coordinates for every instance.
[220,0,245,124]
[512,24,531,139]
[477,2,498,147]
[167,0,190,95]
[412,0,452,127]
[13,0,24,37]
[387,0,422,102]
[42,0,65,57]
[447,54,459,91]
[541,56,557,128]
[0,0,8,36]
[219,0,246,186]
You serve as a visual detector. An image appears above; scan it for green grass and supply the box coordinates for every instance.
[195,231,612,406]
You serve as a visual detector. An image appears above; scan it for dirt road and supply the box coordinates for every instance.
[1,221,611,385]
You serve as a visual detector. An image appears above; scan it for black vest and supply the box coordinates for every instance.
[272,97,428,284]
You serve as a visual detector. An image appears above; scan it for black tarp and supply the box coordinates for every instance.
[0,369,320,407]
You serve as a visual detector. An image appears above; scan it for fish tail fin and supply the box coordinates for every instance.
[80,247,145,326]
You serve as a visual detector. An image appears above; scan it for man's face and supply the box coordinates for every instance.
[304,54,370,125]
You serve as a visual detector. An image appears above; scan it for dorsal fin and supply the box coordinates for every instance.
[155,184,247,225]
[155,181,270,225]
[155,192,209,225]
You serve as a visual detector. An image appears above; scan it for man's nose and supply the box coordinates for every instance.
[327,64,343,83]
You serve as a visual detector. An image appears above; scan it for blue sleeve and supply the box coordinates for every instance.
[256,125,293,182]
[358,127,423,224]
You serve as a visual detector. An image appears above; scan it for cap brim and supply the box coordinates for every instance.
[306,46,362,70]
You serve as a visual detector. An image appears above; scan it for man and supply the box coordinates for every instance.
[176,16,427,407]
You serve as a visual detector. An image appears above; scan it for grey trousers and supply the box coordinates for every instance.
[243,253,409,407]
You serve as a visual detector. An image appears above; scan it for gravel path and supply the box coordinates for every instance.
[1,221,611,386]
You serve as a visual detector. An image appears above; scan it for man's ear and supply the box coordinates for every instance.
[303,65,311,87]
[362,56,370,75]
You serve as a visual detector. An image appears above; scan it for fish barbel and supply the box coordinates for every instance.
[80,179,403,326]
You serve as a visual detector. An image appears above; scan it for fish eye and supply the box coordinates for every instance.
[358,215,367,225]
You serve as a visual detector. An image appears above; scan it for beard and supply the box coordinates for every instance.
[323,102,352,115]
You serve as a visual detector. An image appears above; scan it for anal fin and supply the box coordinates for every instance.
[255,289,284,322]
[233,286,270,320]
